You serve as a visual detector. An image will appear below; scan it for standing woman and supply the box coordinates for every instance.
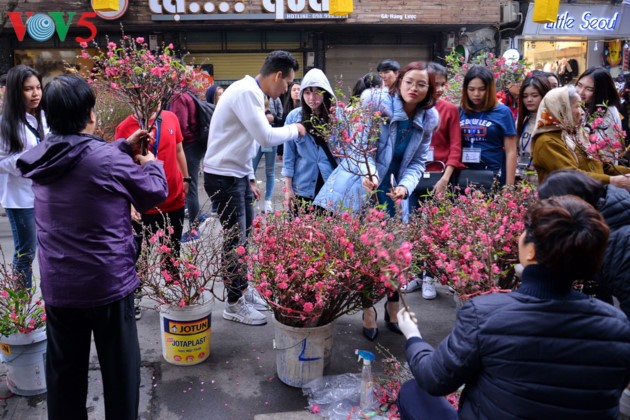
[0,65,47,288]
[364,61,439,339]
[576,67,623,148]
[315,62,439,340]
[515,75,550,184]
[282,69,336,211]
[531,86,630,187]
[458,66,517,187]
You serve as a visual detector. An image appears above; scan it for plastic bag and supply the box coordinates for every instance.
[303,374,388,419]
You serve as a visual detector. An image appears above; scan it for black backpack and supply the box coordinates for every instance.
[187,92,215,150]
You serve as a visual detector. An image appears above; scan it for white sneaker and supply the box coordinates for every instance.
[264,200,273,214]
[223,297,267,325]
[401,277,422,293]
[422,276,437,300]
[243,285,269,311]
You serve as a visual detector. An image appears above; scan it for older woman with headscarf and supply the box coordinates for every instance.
[531,86,630,190]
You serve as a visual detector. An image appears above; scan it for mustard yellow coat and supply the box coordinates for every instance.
[532,131,629,184]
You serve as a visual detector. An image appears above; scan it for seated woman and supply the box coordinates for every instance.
[532,86,630,189]
[396,195,630,419]
[538,169,630,316]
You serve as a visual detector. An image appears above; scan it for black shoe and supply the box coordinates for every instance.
[362,307,378,341]
[384,302,403,335]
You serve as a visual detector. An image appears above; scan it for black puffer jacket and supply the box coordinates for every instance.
[406,265,630,419]
[598,185,630,317]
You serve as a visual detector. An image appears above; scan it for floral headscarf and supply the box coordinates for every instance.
[532,86,585,157]
[532,87,578,136]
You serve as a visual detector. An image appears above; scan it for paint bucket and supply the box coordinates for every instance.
[0,327,47,396]
[159,297,213,366]
[273,318,334,387]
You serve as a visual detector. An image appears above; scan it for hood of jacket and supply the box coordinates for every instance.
[599,185,630,231]
[17,133,101,185]
[299,68,336,99]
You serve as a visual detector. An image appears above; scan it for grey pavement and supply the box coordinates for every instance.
[0,161,457,419]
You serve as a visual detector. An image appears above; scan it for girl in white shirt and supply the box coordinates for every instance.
[0,65,48,288]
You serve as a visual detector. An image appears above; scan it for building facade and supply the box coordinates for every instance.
[0,0,501,88]
[519,2,630,82]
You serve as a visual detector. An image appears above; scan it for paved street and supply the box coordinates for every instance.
[0,162,457,419]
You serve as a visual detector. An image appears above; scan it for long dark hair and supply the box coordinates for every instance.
[352,72,382,97]
[461,66,498,113]
[577,66,621,115]
[392,61,436,111]
[283,81,300,117]
[517,75,551,136]
[301,87,333,134]
[0,65,43,154]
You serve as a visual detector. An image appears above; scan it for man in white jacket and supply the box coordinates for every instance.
[203,50,305,325]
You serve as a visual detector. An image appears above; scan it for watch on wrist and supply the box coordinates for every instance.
[183,177,192,183]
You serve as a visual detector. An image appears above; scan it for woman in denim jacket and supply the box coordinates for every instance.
[282,68,336,211]
[314,62,438,222]
[314,61,439,340]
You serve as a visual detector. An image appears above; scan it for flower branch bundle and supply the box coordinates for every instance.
[407,184,535,297]
[312,91,389,195]
[579,103,628,164]
[247,209,413,328]
[80,31,194,153]
[442,50,529,106]
[135,221,236,308]
[0,249,45,337]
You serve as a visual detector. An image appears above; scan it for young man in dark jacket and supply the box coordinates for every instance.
[17,74,168,420]
[397,195,630,419]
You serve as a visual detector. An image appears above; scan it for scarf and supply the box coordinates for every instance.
[532,87,587,162]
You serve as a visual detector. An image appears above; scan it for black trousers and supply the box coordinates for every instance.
[204,173,254,303]
[45,293,141,420]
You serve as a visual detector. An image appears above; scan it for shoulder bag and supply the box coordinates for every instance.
[413,161,446,197]
[454,168,496,191]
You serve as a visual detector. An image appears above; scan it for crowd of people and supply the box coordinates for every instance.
[0,49,629,418]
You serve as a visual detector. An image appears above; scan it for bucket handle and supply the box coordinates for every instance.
[273,336,321,362]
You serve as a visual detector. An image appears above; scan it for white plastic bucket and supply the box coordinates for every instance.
[273,318,333,387]
[0,327,47,396]
[159,298,213,366]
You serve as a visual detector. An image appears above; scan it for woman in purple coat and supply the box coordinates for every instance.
[17,75,168,420]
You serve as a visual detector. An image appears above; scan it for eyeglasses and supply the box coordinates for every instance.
[403,79,429,90]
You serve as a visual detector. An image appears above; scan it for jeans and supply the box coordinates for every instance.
[204,173,254,303]
[183,141,205,227]
[397,379,457,420]
[6,208,36,288]
[252,146,277,201]
[139,207,185,279]
[46,293,141,420]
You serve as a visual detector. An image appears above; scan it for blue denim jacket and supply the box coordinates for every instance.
[281,107,337,199]
[314,90,439,220]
